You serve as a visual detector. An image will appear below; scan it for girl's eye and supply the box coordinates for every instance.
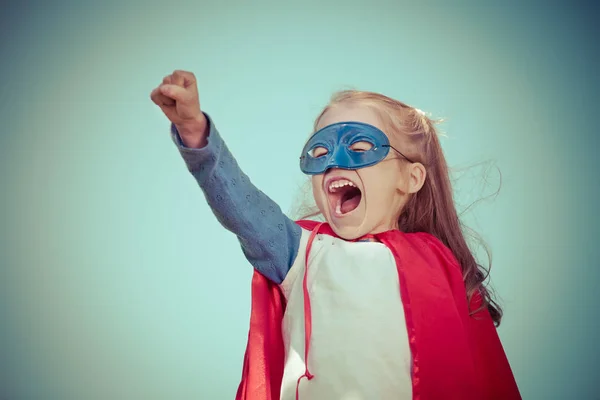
[350,141,373,152]
[310,146,328,158]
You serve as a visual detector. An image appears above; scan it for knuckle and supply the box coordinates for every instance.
[175,69,194,79]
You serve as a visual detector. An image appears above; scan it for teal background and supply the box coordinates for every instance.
[1,1,598,399]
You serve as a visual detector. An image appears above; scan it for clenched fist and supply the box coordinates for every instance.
[151,70,208,148]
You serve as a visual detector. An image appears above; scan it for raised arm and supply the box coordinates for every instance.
[151,70,301,283]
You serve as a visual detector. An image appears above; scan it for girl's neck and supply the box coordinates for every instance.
[352,233,380,242]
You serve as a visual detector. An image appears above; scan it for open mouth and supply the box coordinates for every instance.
[326,178,362,216]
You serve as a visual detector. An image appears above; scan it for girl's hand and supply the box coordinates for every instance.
[151,70,208,148]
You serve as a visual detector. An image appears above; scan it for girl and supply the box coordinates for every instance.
[151,70,521,400]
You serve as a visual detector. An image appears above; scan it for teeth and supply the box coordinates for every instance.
[335,201,342,215]
[328,179,356,192]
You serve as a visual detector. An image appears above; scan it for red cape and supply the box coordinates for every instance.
[235,221,520,400]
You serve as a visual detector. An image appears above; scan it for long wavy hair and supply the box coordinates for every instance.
[295,90,503,326]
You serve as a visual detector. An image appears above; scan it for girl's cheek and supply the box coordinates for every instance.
[311,179,326,213]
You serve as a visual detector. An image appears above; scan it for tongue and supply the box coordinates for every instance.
[340,194,361,214]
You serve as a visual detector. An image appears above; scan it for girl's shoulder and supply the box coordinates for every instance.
[395,230,462,274]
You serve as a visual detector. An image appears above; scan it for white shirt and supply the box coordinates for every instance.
[279,229,413,400]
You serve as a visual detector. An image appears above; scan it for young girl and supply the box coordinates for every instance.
[151,70,521,400]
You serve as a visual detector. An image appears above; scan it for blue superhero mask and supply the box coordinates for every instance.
[299,121,396,175]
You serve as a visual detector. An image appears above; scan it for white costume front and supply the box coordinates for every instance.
[279,229,413,399]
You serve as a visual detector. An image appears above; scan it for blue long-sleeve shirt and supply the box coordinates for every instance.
[170,114,302,284]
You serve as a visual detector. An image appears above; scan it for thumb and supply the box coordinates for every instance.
[160,84,193,103]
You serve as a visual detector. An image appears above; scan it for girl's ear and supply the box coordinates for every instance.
[408,163,427,194]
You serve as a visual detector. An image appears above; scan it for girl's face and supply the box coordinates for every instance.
[311,104,425,239]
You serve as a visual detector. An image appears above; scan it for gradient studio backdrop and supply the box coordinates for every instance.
[0,1,598,399]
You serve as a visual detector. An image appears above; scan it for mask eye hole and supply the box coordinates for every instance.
[309,146,328,158]
[349,141,374,152]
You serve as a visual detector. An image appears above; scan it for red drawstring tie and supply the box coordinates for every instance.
[295,225,380,399]
[295,226,379,399]
[295,223,323,400]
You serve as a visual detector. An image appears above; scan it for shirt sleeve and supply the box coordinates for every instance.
[170,113,302,284]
